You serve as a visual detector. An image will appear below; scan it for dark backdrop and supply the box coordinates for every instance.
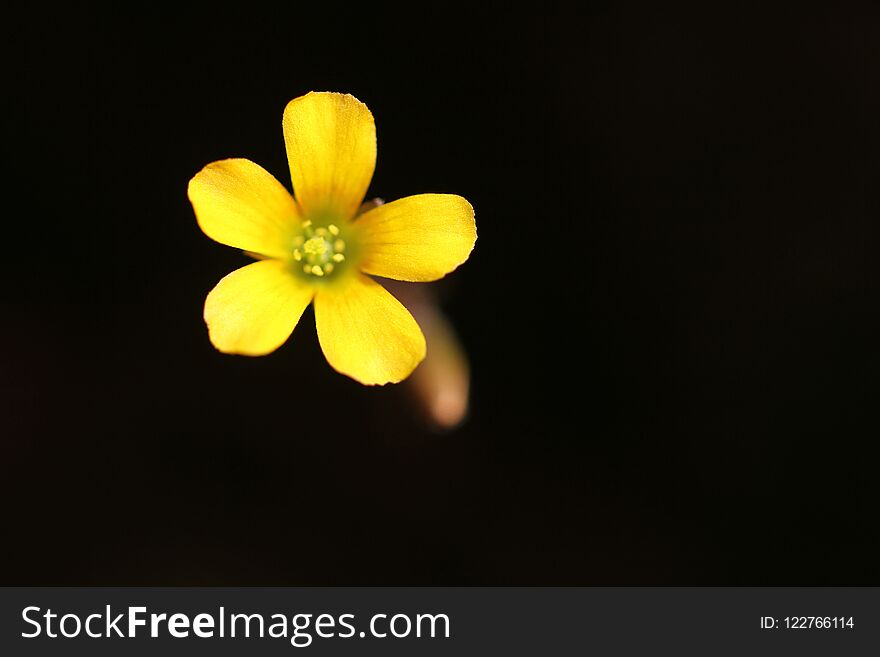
[3,4,878,584]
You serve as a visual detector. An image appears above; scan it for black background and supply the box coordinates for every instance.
[3,4,878,584]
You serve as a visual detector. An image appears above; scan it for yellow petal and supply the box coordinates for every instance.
[355,194,476,282]
[314,273,426,385]
[282,92,376,221]
[188,158,300,259]
[204,259,313,356]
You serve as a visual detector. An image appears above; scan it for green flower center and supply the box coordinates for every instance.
[292,221,347,277]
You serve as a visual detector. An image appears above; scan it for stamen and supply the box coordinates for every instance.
[294,222,348,277]
[303,237,328,256]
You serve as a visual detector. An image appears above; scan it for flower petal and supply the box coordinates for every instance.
[204,259,313,356]
[282,92,376,221]
[188,158,300,259]
[355,194,476,281]
[313,273,426,385]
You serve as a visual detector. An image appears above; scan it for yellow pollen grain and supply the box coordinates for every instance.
[328,224,340,236]
[334,239,346,252]
[332,253,345,263]
[293,249,302,261]
[303,237,328,256]
[323,263,334,274]
[315,227,327,237]
[311,265,324,276]
[301,220,312,228]
[303,264,312,274]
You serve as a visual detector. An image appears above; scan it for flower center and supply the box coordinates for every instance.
[292,221,346,277]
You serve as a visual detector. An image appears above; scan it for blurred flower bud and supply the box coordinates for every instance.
[360,198,470,429]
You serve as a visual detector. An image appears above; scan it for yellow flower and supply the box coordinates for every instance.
[187,92,477,385]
